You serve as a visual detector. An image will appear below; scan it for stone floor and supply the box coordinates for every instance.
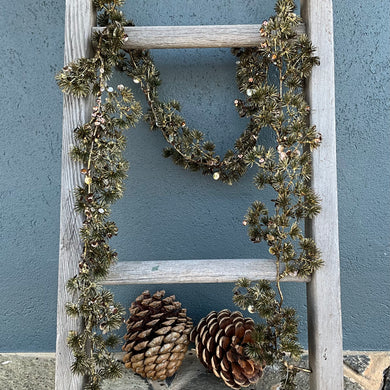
[0,351,389,390]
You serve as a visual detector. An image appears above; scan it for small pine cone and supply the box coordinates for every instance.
[190,309,265,389]
[122,290,193,380]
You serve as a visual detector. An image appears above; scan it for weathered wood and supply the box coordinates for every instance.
[58,3,342,390]
[104,259,310,285]
[93,24,306,49]
[55,1,95,390]
[301,0,344,389]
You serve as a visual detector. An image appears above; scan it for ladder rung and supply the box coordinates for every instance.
[104,258,310,285]
[93,24,305,49]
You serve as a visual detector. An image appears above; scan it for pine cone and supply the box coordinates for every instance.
[190,309,264,389]
[122,290,193,380]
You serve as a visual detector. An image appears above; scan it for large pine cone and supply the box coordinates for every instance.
[190,309,264,389]
[122,290,193,380]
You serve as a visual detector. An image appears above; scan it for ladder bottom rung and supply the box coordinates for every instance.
[103,258,310,285]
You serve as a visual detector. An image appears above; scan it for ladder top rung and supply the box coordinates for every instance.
[93,24,305,49]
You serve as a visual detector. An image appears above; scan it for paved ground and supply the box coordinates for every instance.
[0,351,389,390]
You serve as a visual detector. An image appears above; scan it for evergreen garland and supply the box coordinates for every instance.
[56,0,323,388]
[120,49,253,185]
[56,1,141,389]
[232,1,323,388]
[124,2,323,385]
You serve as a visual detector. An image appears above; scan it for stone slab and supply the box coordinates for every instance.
[0,353,55,390]
[0,351,388,389]
[343,355,371,375]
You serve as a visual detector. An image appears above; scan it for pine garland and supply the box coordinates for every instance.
[56,0,322,388]
[120,49,255,185]
[232,1,322,388]
[124,2,322,385]
[56,2,141,389]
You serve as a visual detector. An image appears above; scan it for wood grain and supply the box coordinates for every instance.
[301,0,344,389]
[58,3,343,390]
[55,1,95,389]
[104,259,310,285]
[93,24,305,49]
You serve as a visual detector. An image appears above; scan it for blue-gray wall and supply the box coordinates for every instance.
[0,0,389,352]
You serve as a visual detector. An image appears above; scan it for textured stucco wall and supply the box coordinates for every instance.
[0,0,388,352]
[334,1,390,349]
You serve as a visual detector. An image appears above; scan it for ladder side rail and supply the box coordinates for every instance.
[301,1,344,389]
[55,1,96,389]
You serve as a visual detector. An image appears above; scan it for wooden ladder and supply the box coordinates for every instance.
[56,1,343,389]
